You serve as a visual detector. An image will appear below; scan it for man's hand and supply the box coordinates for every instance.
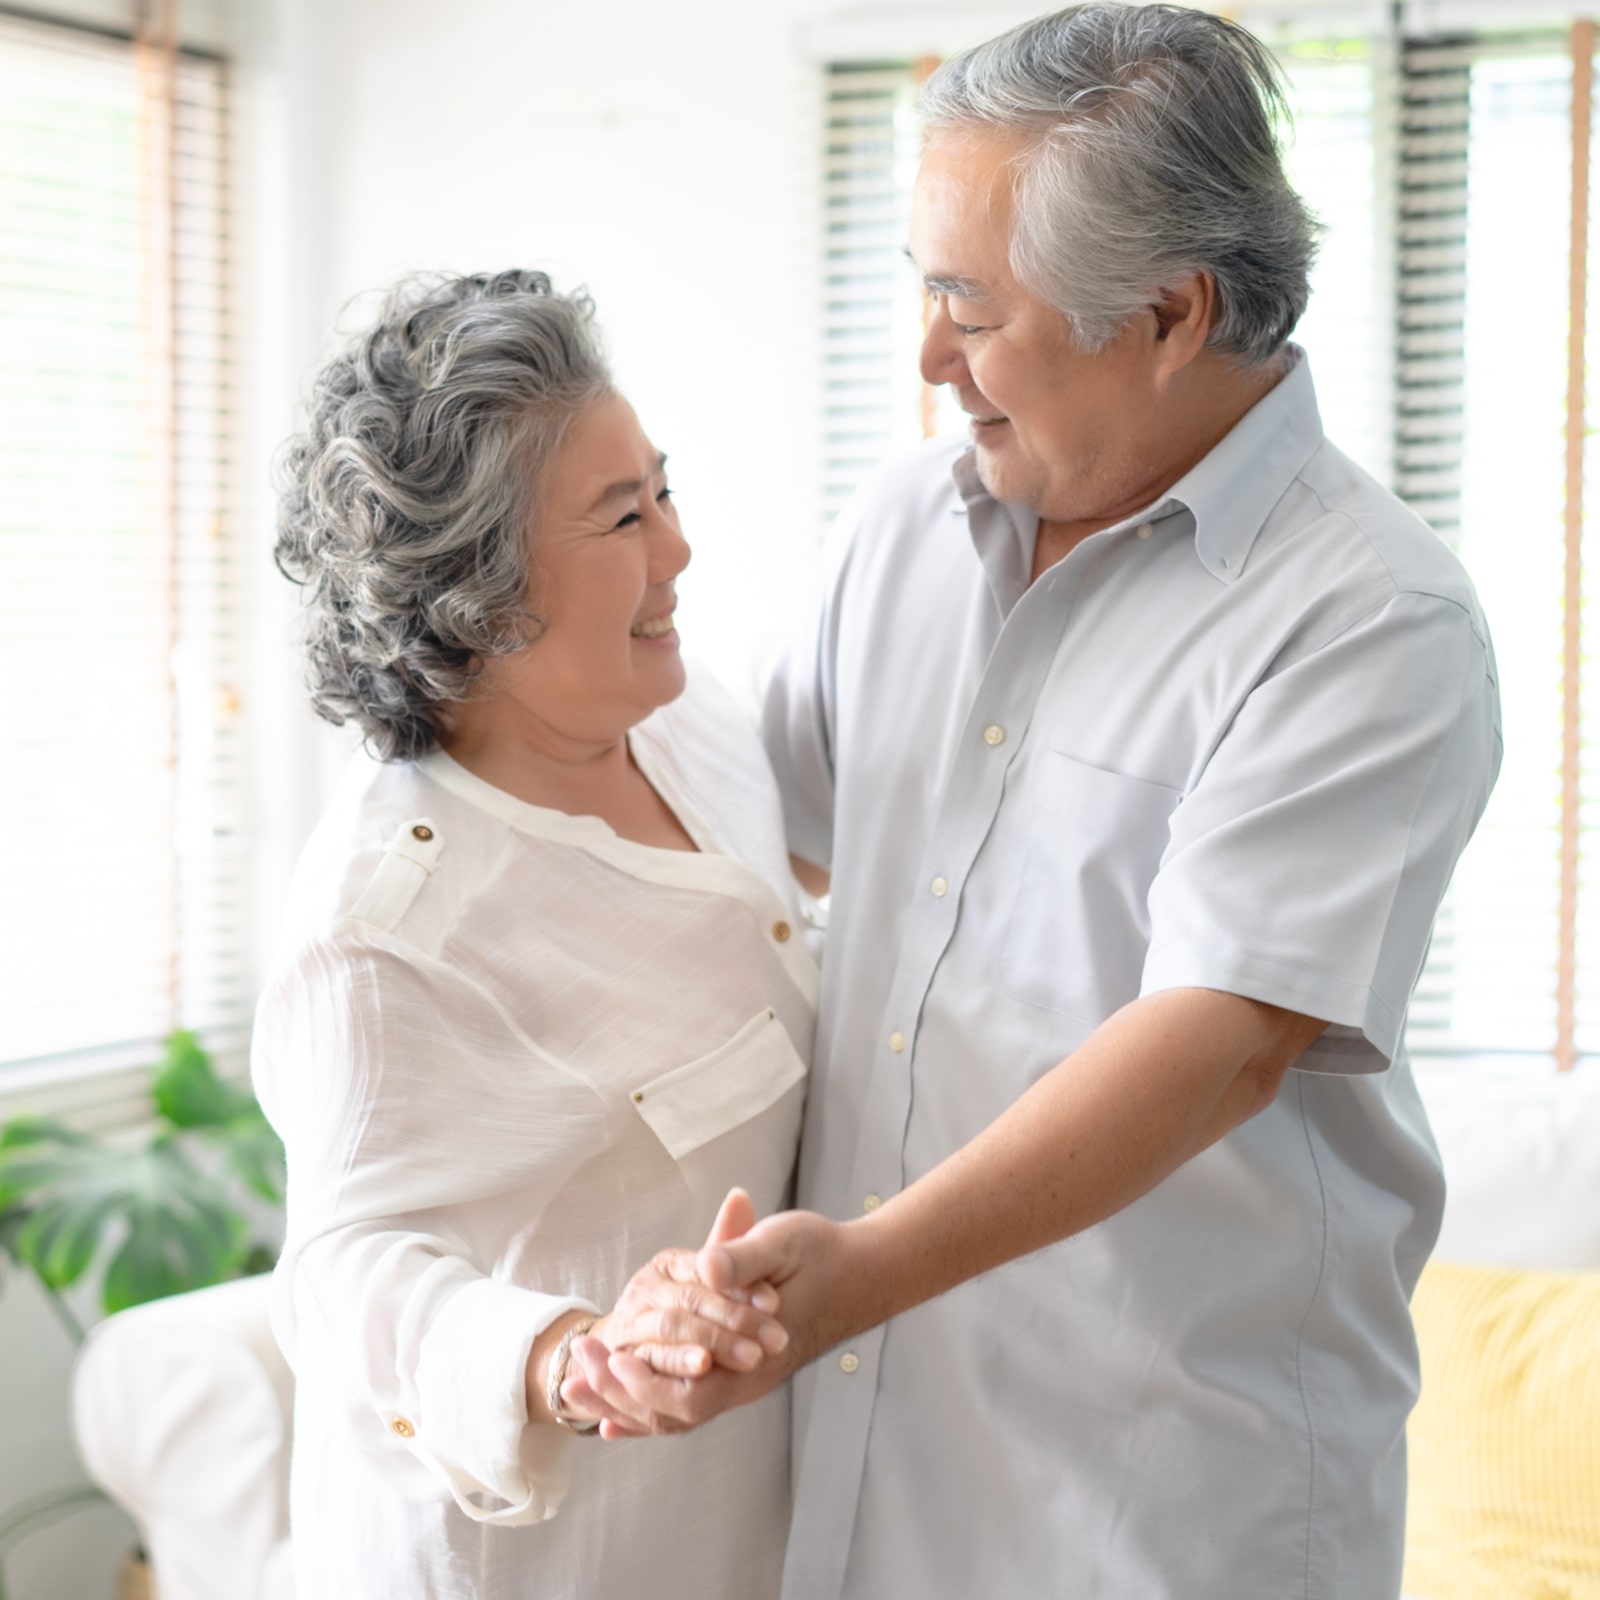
[557,1189,797,1438]
[537,1189,787,1433]
[564,989,1328,1437]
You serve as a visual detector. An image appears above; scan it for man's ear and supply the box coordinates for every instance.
[1150,272,1215,378]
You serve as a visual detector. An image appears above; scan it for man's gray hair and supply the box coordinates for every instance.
[274,269,611,761]
[920,3,1320,364]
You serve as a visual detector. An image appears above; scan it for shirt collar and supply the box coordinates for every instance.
[951,344,1325,589]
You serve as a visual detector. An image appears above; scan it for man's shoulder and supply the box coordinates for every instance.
[1269,439,1489,647]
[846,433,971,529]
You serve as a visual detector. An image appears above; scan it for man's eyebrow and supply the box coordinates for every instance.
[902,249,988,300]
[587,452,668,512]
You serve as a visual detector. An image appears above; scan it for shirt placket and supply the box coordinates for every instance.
[783,545,1088,1600]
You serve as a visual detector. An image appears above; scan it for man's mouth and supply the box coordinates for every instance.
[631,612,676,639]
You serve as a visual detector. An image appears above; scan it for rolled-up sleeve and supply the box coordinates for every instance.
[1140,590,1502,1071]
[253,929,607,1524]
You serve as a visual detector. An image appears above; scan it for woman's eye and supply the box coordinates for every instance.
[612,510,642,531]
[656,486,673,504]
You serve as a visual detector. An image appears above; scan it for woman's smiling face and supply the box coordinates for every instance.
[467,391,691,746]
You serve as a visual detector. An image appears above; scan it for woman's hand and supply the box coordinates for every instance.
[593,1189,788,1378]
[561,1207,865,1439]
[540,1189,788,1435]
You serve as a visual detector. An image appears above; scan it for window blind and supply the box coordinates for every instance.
[0,13,247,1083]
[816,21,1597,1069]
[819,62,934,529]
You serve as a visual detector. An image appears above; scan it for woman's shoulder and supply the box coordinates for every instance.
[271,751,509,964]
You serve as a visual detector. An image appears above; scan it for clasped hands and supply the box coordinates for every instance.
[557,1189,847,1440]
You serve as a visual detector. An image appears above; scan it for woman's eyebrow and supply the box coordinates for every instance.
[586,452,669,514]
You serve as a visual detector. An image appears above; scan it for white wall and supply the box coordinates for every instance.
[240,1,1052,934]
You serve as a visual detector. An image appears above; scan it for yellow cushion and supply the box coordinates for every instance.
[1405,1258,1600,1600]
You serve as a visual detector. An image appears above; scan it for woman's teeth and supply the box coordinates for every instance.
[632,614,675,639]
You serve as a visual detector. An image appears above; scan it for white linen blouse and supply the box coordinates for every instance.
[252,669,818,1600]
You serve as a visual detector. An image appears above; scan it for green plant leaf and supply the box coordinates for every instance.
[153,1031,255,1130]
[220,1110,286,1205]
[0,1126,252,1312]
[150,1032,286,1207]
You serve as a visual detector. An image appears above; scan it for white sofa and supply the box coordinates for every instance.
[71,1060,1600,1600]
[73,1272,294,1600]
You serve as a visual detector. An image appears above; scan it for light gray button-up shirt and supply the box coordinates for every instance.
[763,352,1501,1600]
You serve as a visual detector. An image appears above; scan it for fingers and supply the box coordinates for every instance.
[704,1186,755,1247]
[621,1302,784,1371]
[567,1338,695,1436]
[648,1246,782,1319]
[698,1231,785,1294]
[626,1254,786,1349]
[631,1341,712,1376]
[557,1367,648,1439]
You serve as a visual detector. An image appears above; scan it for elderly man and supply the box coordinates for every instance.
[568,6,1501,1597]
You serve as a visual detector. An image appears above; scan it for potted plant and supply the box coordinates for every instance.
[0,1031,284,1599]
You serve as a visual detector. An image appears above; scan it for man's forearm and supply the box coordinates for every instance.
[721,987,1328,1357]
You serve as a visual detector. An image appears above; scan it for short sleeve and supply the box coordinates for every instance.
[252,927,608,1524]
[1140,591,1502,1072]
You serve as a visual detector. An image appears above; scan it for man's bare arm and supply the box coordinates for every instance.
[562,987,1328,1432]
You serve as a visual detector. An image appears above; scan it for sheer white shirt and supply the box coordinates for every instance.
[764,351,1501,1600]
[253,669,817,1600]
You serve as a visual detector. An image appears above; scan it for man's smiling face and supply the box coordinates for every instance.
[910,124,1169,527]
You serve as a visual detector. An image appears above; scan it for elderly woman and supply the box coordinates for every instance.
[253,269,815,1599]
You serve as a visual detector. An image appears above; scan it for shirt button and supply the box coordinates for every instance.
[839,1352,861,1374]
[889,1031,905,1053]
[1135,522,1154,540]
[391,1416,415,1438]
[862,1193,882,1212]
[930,876,948,897]
[411,824,434,841]
[771,920,792,943]
[983,724,1006,746]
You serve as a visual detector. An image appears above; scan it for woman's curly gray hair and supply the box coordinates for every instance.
[274,268,611,761]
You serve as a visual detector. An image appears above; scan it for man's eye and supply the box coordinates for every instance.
[612,511,641,531]
[656,486,674,504]
[955,323,985,336]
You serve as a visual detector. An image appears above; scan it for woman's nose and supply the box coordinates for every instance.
[650,502,691,578]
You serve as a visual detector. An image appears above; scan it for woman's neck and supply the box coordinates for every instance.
[442,713,696,852]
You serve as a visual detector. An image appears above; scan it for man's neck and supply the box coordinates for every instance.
[1030,354,1288,583]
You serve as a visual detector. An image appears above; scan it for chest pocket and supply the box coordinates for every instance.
[629,1008,806,1219]
[1000,751,1182,1023]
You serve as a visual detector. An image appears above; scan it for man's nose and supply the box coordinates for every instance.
[920,298,969,388]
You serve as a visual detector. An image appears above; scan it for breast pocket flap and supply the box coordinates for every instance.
[630,1008,807,1161]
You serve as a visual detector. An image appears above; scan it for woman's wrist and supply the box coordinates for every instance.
[526,1309,608,1426]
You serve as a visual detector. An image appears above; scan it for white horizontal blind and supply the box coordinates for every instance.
[1396,36,1572,1059]
[819,62,931,526]
[0,13,247,1079]
[1277,36,1391,483]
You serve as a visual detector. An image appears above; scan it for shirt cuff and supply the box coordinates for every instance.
[1140,936,1398,1073]
[409,1278,598,1525]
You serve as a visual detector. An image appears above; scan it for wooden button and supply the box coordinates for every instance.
[772,920,792,943]
[411,824,433,842]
